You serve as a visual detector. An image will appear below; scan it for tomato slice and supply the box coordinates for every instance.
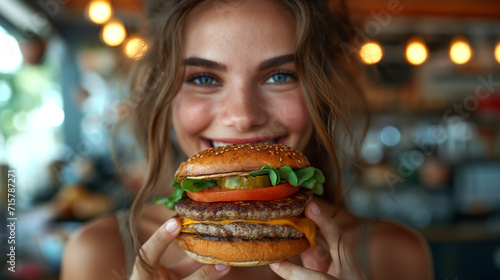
[186,183,299,202]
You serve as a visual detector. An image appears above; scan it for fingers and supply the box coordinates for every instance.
[130,218,231,280]
[300,238,331,272]
[305,202,363,279]
[270,260,338,280]
[305,202,344,275]
[131,218,181,279]
[143,218,181,266]
[184,264,231,280]
[305,202,343,250]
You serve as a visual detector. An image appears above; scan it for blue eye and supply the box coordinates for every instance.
[188,75,220,86]
[265,72,296,84]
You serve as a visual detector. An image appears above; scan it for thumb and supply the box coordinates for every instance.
[130,218,181,279]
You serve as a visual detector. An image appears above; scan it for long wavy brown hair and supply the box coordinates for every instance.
[126,0,367,272]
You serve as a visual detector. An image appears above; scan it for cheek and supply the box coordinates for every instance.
[272,92,311,133]
[172,93,214,137]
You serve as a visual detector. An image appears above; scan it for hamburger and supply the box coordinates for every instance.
[155,143,325,266]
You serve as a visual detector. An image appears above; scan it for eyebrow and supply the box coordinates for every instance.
[183,54,295,72]
[259,54,295,71]
[184,57,226,71]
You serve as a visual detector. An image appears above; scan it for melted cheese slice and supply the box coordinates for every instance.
[179,216,317,249]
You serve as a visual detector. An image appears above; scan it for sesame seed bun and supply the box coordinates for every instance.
[176,143,310,181]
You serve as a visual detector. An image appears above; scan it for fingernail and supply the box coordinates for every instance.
[310,202,321,216]
[165,219,178,233]
[215,264,228,271]
[270,262,280,270]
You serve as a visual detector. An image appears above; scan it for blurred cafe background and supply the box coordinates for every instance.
[0,0,499,279]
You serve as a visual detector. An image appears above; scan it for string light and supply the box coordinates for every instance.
[406,36,428,65]
[124,37,148,60]
[101,20,126,47]
[87,0,112,24]
[359,41,383,64]
[450,35,472,64]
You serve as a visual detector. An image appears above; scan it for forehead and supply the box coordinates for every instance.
[187,0,291,20]
[183,0,296,59]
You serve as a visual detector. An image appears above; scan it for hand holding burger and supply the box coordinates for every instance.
[156,143,325,266]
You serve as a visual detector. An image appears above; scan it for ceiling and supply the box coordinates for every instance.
[1,0,499,40]
[347,0,500,18]
[58,0,500,18]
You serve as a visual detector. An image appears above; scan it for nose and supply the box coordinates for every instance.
[219,85,268,131]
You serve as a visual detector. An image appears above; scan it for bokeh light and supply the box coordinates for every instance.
[406,36,428,65]
[124,37,148,60]
[0,109,14,130]
[0,80,12,103]
[380,126,401,147]
[101,20,126,47]
[88,0,112,24]
[0,27,23,73]
[360,41,383,64]
[13,111,28,131]
[34,104,65,127]
[362,142,383,164]
[450,36,472,64]
[495,40,500,64]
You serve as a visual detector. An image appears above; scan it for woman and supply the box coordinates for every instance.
[61,0,434,279]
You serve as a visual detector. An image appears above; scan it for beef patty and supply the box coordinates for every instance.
[182,222,303,240]
[176,188,313,221]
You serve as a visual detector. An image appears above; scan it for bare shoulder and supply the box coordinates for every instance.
[370,220,434,280]
[61,215,128,280]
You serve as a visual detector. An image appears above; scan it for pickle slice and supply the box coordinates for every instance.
[217,175,272,189]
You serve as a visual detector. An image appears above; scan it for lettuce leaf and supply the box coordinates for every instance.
[252,165,325,195]
[180,178,217,193]
[248,166,280,185]
[154,175,216,210]
[153,188,184,210]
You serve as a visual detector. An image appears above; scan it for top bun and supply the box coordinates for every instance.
[177,144,310,180]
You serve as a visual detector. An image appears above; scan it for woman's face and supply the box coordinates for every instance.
[172,0,312,157]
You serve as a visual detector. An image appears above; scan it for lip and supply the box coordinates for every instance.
[202,136,287,148]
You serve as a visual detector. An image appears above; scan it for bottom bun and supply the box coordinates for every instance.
[175,234,310,267]
[183,251,274,267]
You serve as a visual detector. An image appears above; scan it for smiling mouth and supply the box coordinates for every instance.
[210,139,278,148]
[202,136,286,149]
